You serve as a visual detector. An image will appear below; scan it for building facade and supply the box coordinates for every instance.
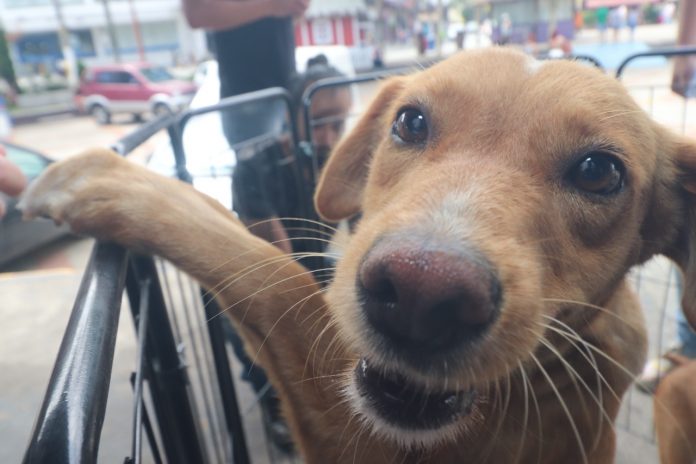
[0,0,207,81]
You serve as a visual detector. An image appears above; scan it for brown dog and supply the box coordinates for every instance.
[20,48,696,463]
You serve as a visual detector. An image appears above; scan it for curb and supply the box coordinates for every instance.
[11,107,79,126]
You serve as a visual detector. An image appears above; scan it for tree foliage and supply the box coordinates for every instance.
[0,27,19,92]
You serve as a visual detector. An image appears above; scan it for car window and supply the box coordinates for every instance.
[140,67,174,83]
[4,144,49,178]
[95,71,115,84]
[95,71,138,84]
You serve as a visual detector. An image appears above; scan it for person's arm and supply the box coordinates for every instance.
[0,146,27,217]
[232,155,293,253]
[182,0,309,30]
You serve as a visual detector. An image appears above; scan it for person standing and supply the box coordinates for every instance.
[596,6,609,43]
[182,0,309,147]
[627,7,640,42]
[498,12,513,45]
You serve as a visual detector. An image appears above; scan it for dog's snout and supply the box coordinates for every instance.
[358,238,502,354]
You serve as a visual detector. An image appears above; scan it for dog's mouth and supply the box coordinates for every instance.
[354,357,477,431]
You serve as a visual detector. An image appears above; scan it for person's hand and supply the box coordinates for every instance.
[0,145,28,217]
[267,0,309,18]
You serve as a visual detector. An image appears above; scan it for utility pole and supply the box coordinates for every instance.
[436,0,444,57]
[128,0,146,61]
[50,0,78,87]
[100,0,121,63]
[672,0,696,97]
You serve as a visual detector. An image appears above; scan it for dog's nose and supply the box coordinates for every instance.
[358,238,501,353]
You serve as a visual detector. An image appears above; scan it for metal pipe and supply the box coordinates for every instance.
[130,278,151,464]
[126,254,208,464]
[23,243,128,464]
[616,45,696,79]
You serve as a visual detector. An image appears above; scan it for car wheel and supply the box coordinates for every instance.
[153,103,173,118]
[90,104,111,125]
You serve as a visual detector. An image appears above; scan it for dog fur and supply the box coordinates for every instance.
[20,48,696,463]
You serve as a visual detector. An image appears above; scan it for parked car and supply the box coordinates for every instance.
[75,63,198,124]
[0,142,71,267]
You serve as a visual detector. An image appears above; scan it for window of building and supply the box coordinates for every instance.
[4,0,82,8]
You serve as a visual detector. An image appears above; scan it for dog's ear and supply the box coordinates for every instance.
[666,136,696,330]
[314,77,406,221]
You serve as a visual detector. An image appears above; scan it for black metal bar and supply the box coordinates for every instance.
[175,272,225,464]
[202,293,251,464]
[127,373,164,464]
[568,54,604,70]
[130,278,152,464]
[138,390,164,464]
[112,113,177,156]
[126,254,208,464]
[616,45,696,78]
[179,86,300,149]
[23,243,129,464]
[186,278,232,463]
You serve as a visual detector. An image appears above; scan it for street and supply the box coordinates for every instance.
[8,113,158,163]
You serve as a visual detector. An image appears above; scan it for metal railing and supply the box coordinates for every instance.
[23,243,128,463]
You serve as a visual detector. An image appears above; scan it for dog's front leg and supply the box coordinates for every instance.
[20,148,349,459]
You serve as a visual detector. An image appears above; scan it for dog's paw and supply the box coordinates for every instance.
[18,148,132,237]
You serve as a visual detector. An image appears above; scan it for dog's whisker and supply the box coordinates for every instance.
[352,420,367,464]
[246,216,340,234]
[519,360,544,464]
[250,286,330,364]
[337,409,361,462]
[541,320,696,452]
[512,362,531,464]
[304,317,339,380]
[541,297,644,331]
[318,327,351,378]
[541,317,621,401]
[206,245,336,297]
[535,334,616,443]
[202,235,335,283]
[541,319,641,386]
[529,352,589,464]
[540,317,611,450]
[204,251,320,304]
[281,273,335,296]
[294,371,346,384]
[482,366,515,462]
[210,258,328,323]
[316,390,354,420]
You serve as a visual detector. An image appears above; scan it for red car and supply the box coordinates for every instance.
[76,63,197,124]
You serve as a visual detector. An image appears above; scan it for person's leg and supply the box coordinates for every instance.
[637,267,691,393]
[223,319,294,452]
[676,309,696,358]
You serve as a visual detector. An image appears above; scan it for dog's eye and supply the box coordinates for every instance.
[392,108,428,144]
[569,153,625,195]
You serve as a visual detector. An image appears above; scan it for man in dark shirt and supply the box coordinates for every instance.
[183,0,309,251]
